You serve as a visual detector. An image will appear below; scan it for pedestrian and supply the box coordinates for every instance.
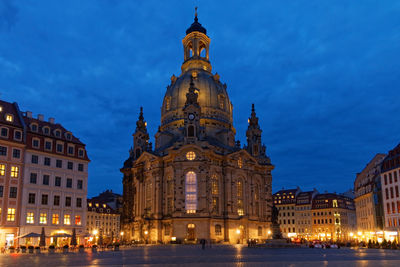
[201,239,205,250]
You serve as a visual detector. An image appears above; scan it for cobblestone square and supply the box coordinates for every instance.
[1,245,400,266]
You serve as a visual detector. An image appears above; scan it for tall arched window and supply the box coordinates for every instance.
[212,174,219,213]
[188,125,195,137]
[185,171,197,213]
[237,179,244,216]
[254,184,260,216]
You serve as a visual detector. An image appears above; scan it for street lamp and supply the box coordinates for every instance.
[93,229,98,236]
[120,231,124,236]
[236,229,241,235]
[144,230,149,235]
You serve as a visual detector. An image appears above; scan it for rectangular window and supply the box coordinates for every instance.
[386,188,389,200]
[39,213,47,224]
[12,149,20,159]
[212,197,219,213]
[54,195,60,206]
[0,146,7,156]
[10,166,19,177]
[396,186,399,198]
[67,162,73,170]
[64,214,71,225]
[391,187,394,198]
[41,194,48,205]
[52,214,59,225]
[68,146,74,155]
[77,180,83,189]
[65,196,71,207]
[66,178,72,188]
[28,193,35,204]
[395,171,398,183]
[55,176,61,187]
[43,175,50,185]
[0,185,3,197]
[75,215,81,225]
[45,141,52,150]
[78,149,84,158]
[44,157,51,166]
[56,143,63,153]
[32,139,40,148]
[389,173,393,184]
[0,164,5,176]
[7,208,15,221]
[1,128,8,137]
[26,212,34,224]
[30,173,37,184]
[384,174,388,185]
[56,160,62,168]
[31,155,38,164]
[76,198,82,208]
[9,187,17,198]
[78,164,84,172]
[14,130,22,141]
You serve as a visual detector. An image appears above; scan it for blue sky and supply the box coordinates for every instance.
[1,0,400,197]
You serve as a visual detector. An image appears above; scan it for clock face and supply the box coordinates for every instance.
[188,113,195,120]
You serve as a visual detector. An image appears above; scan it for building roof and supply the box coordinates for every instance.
[23,115,84,145]
[0,100,24,128]
[186,14,207,35]
[273,188,299,205]
[312,193,355,210]
[87,199,119,215]
[295,191,314,205]
[382,143,400,172]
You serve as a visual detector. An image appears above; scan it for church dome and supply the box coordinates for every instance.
[161,70,233,127]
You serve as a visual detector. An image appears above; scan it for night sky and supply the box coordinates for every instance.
[1,1,400,197]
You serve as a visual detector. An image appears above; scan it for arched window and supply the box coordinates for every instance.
[237,179,244,216]
[212,174,219,213]
[215,224,222,236]
[254,184,260,216]
[165,97,171,111]
[188,125,195,137]
[185,171,197,213]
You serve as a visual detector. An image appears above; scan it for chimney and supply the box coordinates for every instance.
[26,111,32,118]
[49,117,55,124]
[38,114,44,121]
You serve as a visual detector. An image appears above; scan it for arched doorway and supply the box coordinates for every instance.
[187,223,196,241]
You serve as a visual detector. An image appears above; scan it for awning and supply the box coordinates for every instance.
[17,232,41,239]
[51,233,72,238]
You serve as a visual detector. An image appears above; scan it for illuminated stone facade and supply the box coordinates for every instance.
[121,13,273,244]
[354,153,385,240]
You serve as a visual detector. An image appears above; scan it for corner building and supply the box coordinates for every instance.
[121,14,274,244]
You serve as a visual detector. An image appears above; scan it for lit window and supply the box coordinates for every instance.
[5,114,13,122]
[0,164,5,176]
[11,166,19,178]
[40,213,47,224]
[0,106,2,112]
[212,174,219,195]
[186,151,196,161]
[64,214,71,225]
[165,97,171,111]
[237,179,244,216]
[52,214,59,225]
[7,208,15,221]
[185,171,197,213]
[26,212,34,224]
[75,215,81,225]
[103,204,106,208]
[238,157,243,168]
[88,203,92,207]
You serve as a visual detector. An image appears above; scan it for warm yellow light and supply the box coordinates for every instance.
[144,231,149,235]
[236,229,241,234]
[349,232,354,237]
[357,232,362,236]
[120,231,124,236]
[267,230,271,235]
[93,229,98,235]
[171,236,176,241]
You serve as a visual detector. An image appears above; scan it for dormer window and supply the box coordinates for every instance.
[5,114,13,122]
[78,148,85,158]
[66,132,72,140]
[43,126,50,135]
[54,129,61,138]
[14,130,22,141]
[31,123,38,132]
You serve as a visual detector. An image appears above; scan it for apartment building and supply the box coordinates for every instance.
[273,188,301,238]
[295,189,318,239]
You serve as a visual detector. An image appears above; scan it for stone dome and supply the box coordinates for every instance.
[161,69,233,128]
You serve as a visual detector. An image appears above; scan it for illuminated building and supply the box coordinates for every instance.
[311,193,356,241]
[273,188,301,238]
[121,10,274,244]
[381,144,400,242]
[0,100,25,247]
[354,153,386,242]
[86,200,120,244]
[295,189,319,240]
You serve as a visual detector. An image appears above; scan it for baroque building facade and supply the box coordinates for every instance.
[121,13,274,244]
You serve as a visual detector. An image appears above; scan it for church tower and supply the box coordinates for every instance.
[246,104,266,157]
[132,107,150,159]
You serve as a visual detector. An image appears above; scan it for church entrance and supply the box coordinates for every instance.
[187,224,196,241]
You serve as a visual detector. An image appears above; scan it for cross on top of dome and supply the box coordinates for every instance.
[186,7,207,35]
